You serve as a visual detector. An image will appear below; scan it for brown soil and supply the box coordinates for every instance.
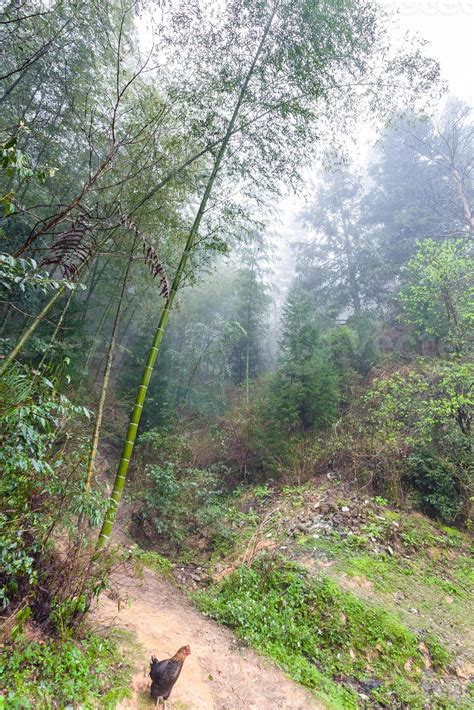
[92,565,325,710]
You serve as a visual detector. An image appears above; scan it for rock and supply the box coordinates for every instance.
[296,522,312,532]
[455,663,474,681]
[418,642,431,670]
[341,506,350,513]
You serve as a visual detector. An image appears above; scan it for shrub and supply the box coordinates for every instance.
[0,363,109,624]
[0,632,132,708]
[407,448,462,522]
[131,462,227,549]
[399,238,474,355]
[316,358,473,523]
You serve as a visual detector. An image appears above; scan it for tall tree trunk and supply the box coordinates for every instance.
[82,276,124,379]
[85,244,135,491]
[452,167,474,238]
[96,3,278,548]
[341,212,362,315]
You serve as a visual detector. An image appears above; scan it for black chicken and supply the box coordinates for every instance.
[149,645,191,708]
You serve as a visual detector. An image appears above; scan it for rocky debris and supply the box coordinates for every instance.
[455,662,474,681]
[286,492,405,557]
[173,564,208,587]
[284,491,412,557]
[288,494,370,537]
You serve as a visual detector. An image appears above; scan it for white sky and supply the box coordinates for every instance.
[275,0,474,258]
[382,0,473,102]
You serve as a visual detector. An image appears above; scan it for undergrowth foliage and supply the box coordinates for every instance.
[0,362,109,624]
[130,430,256,554]
[322,357,473,522]
[198,554,453,709]
[0,632,132,708]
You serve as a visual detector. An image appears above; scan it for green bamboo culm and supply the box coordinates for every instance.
[85,241,136,491]
[96,3,278,548]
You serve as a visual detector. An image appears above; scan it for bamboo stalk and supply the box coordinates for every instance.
[85,243,135,490]
[37,287,75,372]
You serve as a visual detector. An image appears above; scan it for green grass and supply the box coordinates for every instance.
[196,554,453,709]
[0,631,133,709]
[129,545,174,578]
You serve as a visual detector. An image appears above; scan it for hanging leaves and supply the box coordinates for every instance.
[119,215,169,301]
[41,216,96,280]
[140,238,170,301]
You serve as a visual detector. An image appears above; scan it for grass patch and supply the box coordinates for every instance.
[0,631,133,709]
[129,546,174,578]
[197,554,451,708]
[424,632,452,671]
[344,553,407,592]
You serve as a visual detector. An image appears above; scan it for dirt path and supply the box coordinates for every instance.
[92,565,324,710]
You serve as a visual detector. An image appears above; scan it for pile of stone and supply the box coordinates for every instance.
[286,493,401,557]
[287,495,370,537]
[173,563,208,586]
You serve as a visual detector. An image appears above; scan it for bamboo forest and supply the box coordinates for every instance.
[0,1,473,708]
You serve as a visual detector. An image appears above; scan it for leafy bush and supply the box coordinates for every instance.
[399,239,474,354]
[198,555,448,708]
[407,448,462,522]
[0,633,132,708]
[365,358,473,445]
[318,357,473,523]
[131,461,229,549]
[0,363,107,619]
